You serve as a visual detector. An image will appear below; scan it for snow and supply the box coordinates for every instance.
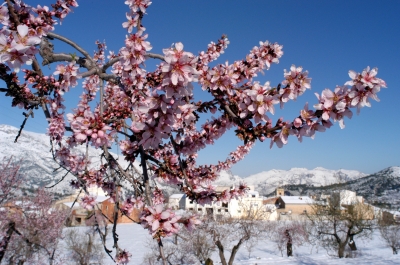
[242,167,367,195]
[169,194,185,199]
[60,223,400,265]
[63,202,80,208]
[280,196,314,204]
[95,195,109,203]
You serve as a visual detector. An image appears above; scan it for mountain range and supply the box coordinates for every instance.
[0,124,398,209]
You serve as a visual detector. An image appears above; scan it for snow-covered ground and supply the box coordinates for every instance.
[61,223,400,265]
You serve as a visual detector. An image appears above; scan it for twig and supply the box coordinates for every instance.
[169,135,193,190]
[14,110,33,143]
[140,146,153,206]
[45,169,71,188]
[145,53,165,61]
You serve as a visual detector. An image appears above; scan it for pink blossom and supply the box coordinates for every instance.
[270,123,297,148]
[122,13,139,33]
[80,195,97,210]
[116,250,132,265]
[125,0,152,13]
[141,204,180,238]
[0,6,9,26]
[162,42,198,86]
[183,215,202,232]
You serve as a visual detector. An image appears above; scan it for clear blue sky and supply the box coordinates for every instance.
[1,0,399,177]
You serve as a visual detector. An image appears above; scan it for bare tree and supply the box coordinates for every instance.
[244,237,258,259]
[270,220,308,257]
[202,212,266,265]
[63,228,105,265]
[307,194,374,258]
[378,212,400,255]
[142,237,198,265]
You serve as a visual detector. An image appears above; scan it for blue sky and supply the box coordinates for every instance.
[1,0,399,177]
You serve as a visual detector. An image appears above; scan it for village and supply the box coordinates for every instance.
[49,185,400,226]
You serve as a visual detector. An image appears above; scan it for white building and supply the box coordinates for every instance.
[168,194,185,210]
[332,190,364,206]
[168,186,276,220]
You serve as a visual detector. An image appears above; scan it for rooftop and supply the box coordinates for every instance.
[280,196,314,204]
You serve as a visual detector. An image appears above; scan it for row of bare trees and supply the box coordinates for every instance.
[142,196,400,264]
[1,156,398,264]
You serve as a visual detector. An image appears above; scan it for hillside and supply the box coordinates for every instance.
[1,124,395,208]
[241,167,366,195]
[0,124,130,197]
[272,166,400,209]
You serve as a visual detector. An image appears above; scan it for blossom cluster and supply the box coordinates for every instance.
[141,204,180,238]
[270,66,386,148]
[53,61,80,93]
[0,1,77,72]
[116,249,132,265]
[80,194,97,210]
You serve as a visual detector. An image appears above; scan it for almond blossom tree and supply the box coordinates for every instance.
[0,0,387,264]
[0,158,68,265]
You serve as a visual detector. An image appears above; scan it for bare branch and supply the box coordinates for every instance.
[46,32,94,64]
[14,110,33,143]
[145,53,165,61]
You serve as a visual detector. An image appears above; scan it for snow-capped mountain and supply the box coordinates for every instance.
[212,167,366,196]
[240,167,366,195]
[0,124,379,201]
[275,166,400,210]
[339,166,400,209]
[0,124,131,196]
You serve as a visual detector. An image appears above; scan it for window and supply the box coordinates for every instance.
[252,195,256,198]
[75,217,81,223]
[189,208,193,211]
[225,209,228,212]
[190,201,193,204]
[218,209,221,213]
[198,208,202,212]
[222,202,228,208]
[238,210,241,213]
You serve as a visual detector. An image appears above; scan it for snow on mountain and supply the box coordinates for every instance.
[276,166,400,210]
[0,124,131,196]
[0,124,368,198]
[240,166,366,195]
[213,170,242,186]
[343,166,400,209]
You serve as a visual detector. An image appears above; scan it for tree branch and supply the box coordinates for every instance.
[46,32,94,64]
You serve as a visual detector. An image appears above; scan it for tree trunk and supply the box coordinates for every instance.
[348,235,357,251]
[228,239,245,265]
[338,243,345,258]
[287,242,293,257]
[215,240,227,265]
[85,233,92,265]
[0,222,15,262]
[285,229,293,257]
[392,246,398,255]
[205,258,214,265]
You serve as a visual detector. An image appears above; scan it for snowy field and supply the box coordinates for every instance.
[62,223,400,265]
